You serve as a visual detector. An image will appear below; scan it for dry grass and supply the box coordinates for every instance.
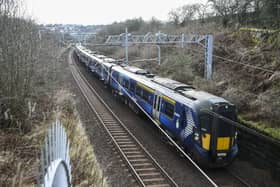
[54,89,108,187]
[0,89,107,187]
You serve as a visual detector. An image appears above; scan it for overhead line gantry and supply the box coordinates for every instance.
[104,28,213,80]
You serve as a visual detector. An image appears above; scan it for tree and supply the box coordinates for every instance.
[0,0,41,131]
[168,8,181,26]
[180,4,201,25]
[197,3,212,24]
[208,0,241,26]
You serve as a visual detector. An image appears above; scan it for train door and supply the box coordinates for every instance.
[118,74,123,94]
[152,91,162,120]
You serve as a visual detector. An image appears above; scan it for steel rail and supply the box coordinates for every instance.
[69,51,178,187]
[73,45,264,187]
[73,48,219,187]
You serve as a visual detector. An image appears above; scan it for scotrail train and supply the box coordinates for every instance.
[74,44,238,167]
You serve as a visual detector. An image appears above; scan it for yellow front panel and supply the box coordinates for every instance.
[217,137,230,151]
[202,133,211,150]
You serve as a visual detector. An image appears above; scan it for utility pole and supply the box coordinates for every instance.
[125,28,129,64]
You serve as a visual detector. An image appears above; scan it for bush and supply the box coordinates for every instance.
[251,88,280,126]
[221,87,251,111]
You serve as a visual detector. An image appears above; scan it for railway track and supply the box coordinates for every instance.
[70,49,255,187]
[69,51,178,187]
[206,168,251,187]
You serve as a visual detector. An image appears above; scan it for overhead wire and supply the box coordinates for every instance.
[185,46,276,74]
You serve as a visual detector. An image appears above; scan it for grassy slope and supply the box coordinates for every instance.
[55,90,108,187]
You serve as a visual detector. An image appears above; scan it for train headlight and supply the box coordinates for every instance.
[176,119,179,129]
[235,131,238,139]
[194,133,199,141]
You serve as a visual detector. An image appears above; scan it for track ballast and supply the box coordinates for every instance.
[69,50,178,187]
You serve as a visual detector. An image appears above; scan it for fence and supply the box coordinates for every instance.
[37,120,71,187]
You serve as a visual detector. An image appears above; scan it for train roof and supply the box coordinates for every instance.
[76,45,103,62]
[101,61,115,68]
[96,55,106,59]
[112,65,229,108]
[123,66,150,75]
[76,45,231,109]
[151,77,195,91]
[104,58,115,63]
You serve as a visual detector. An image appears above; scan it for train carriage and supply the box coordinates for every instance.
[74,45,238,167]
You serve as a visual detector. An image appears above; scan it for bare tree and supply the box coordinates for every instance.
[168,3,214,26]
[208,0,240,26]
[168,8,181,26]
[180,4,201,25]
[0,0,40,131]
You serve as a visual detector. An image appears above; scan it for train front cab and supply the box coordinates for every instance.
[192,103,238,167]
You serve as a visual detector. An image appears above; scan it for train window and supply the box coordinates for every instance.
[157,97,161,111]
[164,102,174,119]
[123,79,129,89]
[130,82,135,92]
[118,75,122,83]
[153,95,157,108]
[136,86,142,97]
[142,90,149,103]
[199,114,213,132]
[113,72,118,82]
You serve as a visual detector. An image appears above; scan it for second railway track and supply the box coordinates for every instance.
[69,50,178,187]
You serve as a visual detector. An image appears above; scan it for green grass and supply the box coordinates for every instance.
[239,27,279,33]
[239,115,280,141]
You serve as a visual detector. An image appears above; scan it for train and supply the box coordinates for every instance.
[74,44,238,167]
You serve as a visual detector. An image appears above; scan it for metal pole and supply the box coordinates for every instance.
[157,45,161,65]
[125,28,128,64]
[181,33,184,48]
[205,35,213,80]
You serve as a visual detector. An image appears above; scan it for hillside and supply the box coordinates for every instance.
[89,24,280,139]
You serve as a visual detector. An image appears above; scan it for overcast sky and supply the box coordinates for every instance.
[25,0,207,25]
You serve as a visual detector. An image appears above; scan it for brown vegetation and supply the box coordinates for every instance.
[0,0,107,186]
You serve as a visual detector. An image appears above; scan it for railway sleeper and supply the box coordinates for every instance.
[117,141,134,144]
[121,147,139,152]
[109,127,124,131]
[113,135,129,138]
[146,184,170,187]
[123,151,142,154]
[109,130,125,133]
[129,158,150,163]
[126,155,146,158]
[101,117,114,120]
[142,177,165,183]
[139,172,162,177]
[135,167,157,171]
[103,121,117,124]
[105,124,120,127]
[115,138,132,142]
[119,144,137,148]
[113,134,129,137]
[132,163,153,167]
[108,129,124,132]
